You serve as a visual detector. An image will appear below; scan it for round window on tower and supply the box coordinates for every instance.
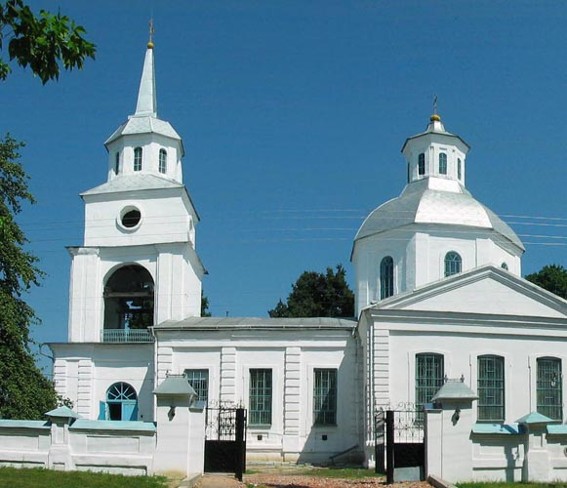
[118,205,142,231]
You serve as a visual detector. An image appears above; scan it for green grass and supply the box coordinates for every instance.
[0,467,169,488]
[458,484,567,488]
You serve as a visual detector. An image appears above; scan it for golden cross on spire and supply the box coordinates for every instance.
[433,94,438,115]
[148,18,155,48]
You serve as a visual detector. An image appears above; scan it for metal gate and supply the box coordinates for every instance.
[204,403,247,481]
[375,404,424,483]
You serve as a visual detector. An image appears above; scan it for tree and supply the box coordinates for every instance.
[0,135,58,418]
[525,264,567,300]
[0,2,95,418]
[201,291,211,317]
[269,265,355,318]
[0,0,95,83]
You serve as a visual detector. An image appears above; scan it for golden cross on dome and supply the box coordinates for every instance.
[433,94,438,115]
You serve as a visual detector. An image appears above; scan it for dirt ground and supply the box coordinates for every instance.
[243,472,430,488]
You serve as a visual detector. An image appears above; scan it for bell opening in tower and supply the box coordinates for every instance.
[102,265,154,343]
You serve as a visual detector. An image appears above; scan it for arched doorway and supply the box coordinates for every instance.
[103,264,154,342]
[103,382,138,421]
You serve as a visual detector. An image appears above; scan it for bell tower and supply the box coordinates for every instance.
[67,39,205,343]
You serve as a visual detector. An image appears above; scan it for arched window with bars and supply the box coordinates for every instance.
[444,251,462,277]
[380,256,394,299]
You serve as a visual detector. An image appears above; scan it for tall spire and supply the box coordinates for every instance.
[134,20,157,117]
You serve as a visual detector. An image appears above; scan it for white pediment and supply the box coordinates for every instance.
[376,266,567,319]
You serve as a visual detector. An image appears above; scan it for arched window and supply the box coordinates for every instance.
[114,152,120,174]
[134,147,142,171]
[457,158,462,180]
[103,265,154,342]
[104,382,138,421]
[439,153,447,175]
[444,251,462,277]
[159,149,167,174]
[415,353,444,415]
[537,357,562,421]
[380,256,394,299]
[418,153,425,176]
[477,355,504,421]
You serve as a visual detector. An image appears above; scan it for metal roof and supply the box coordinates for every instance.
[45,406,80,419]
[354,177,524,250]
[70,419,156,433]
[81,174,183,196]
[153,316,357,330]
[105,115,181,147]
[431,379,478,402]
[516,411,553,425]
[154,376,197,396]
[472,423,520,435]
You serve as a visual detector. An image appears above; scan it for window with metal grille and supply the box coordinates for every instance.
[444,251,462,277]
[439,153,447,175]
[477,355,505,422]
[313,368,337,426]
[159,148,167,174]
[537,357,562,421]
[415,353,444,412]
[185,369,209,402]
[249,369,272,426]
[380,256,394,299]
[134,147,142,171]
[418,153,425,175]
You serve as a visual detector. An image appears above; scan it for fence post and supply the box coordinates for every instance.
[375,410,385,474]
[386,410,394,483]
[235,408,246,481]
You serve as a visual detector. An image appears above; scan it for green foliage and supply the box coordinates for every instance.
[0,135,57,419]
[0,467,169,487]
[269,265,355,318]
[525,264,567,299]
[201,291,211,317]
[0,0,96,83]
[0,3,94,419]
[457,483,555,488]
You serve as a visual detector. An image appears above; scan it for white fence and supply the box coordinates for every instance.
[0,386,205,477]
[425,391,567,482]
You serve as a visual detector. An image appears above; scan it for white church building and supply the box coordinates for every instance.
[50,40,567,466]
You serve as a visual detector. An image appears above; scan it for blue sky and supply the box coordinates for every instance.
[2,1,565,367]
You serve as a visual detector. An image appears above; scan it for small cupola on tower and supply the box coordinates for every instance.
[104,36,185,184]
[402,113,470,187]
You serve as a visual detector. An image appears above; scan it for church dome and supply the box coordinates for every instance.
[354,177,524,250]
[351,113,525,316]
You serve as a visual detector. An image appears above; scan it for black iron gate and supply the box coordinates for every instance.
[204,403,247,481]
[374,404,424,483]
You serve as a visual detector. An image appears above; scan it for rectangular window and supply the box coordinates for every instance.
[249,369,272,426]
[185,369,209,402]
[415,353,444,413]
[134,147,142,171]
[418,153,425,175]
[478,355,505,421]
[537,357,562,421]
[313,368,337,426]
[439,153,447,175]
